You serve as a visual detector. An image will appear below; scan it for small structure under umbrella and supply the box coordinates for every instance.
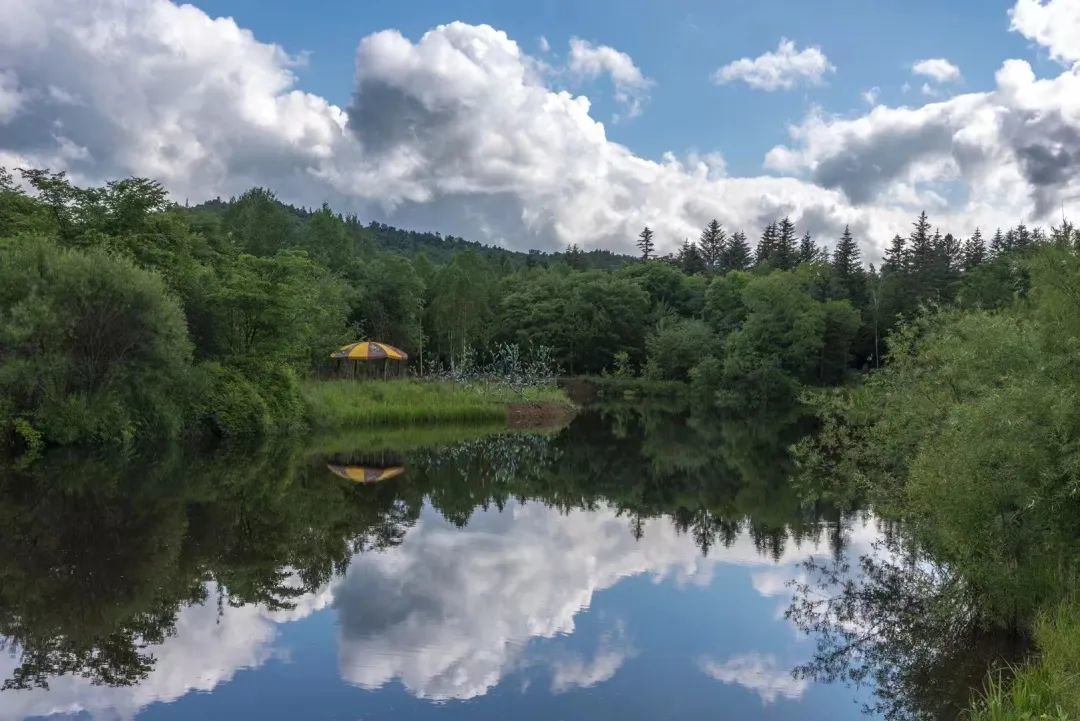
[326,463,405,483]
[330,341,408,378]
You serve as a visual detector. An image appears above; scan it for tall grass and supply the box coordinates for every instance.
[301,379,570,429]
[968,600,1080,721]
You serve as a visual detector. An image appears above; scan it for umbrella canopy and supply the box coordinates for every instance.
[327,464,405,483]
[331,341,408,361]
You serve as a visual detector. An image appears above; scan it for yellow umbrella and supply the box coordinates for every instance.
[327,463,405,483]
[330,341,408,361]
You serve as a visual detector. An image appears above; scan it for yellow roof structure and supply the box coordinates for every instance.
[330,341,408,361]
[326,464,405,483]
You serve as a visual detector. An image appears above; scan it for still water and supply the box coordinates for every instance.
[0,406,892,720]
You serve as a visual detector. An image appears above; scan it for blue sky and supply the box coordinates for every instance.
[191,0,1043,174]
[2,0,1079,256]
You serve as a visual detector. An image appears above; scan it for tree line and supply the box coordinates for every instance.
[2,166,1077,446]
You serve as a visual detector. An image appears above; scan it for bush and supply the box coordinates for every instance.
[190,362,271,438]
[645,317,718,381]
[0,238,193,445]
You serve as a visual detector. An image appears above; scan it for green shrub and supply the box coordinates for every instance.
[190,362,272,438]
[0,237,193,445]
[645,317,718,381]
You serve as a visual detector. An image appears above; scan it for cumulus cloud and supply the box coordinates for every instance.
[0,0,1076,262]
[1010,0,1080,64]
[712,38,835,91]
[912,58,962,84]
[698,653,809,704]
[331,502,874,701]
[765,57,1080,217]
[567,37,653,118]
[862,86,881,106]
[0,580,333,721]
[549,622,636,693]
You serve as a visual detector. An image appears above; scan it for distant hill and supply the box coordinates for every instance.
[186,196,632,270]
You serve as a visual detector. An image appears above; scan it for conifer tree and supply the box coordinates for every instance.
[798,231,822,265]
[723,231,752,272]
[1013,222,1031,249]
[1050,219,1078,249]
[883,234,907,273]
[990,228,1006,257]
[755,222,779,267]
[677,239,705,274]
[830,226,865,304]
[698,219,727,271]
[564,243,586,270]
[962,228,986,272]
[777,217,798,269]
[909,211,934,273]
[637,226,655,260]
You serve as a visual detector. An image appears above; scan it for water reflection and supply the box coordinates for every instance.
[0,406,884,720]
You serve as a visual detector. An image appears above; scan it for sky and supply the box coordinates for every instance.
[1,0,1079,259]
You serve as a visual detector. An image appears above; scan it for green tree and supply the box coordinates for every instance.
[722,231,753,272]
[830,225,866,305]
[637,226,655,260]
[645,318,718,380]
[0,238,193,445]
[698,220,726,271]
[222,187,297,257]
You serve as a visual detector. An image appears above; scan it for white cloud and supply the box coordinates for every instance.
[550,622,636,693]
[1010,0,1080,64]
[862,86,880,106]
[0,0,1077,264]
[912,58,962,83]
[0,580,333,721]
[766,57,1080,220]
[712,38,835,91]
[538,35,550,53]
[699,653,809,704]
[332,502,873,702]
[567,37,653,118]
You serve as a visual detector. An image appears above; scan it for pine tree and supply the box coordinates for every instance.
[637,226,655,260]
[755,222,779,267]
[830,226,864,304]
[798,231,821,265]
[698,219,727,272]
[723,231,752,272]
[941,232,963,271]
[1013,223,1031,249]
[883,234,907,273]
[677,239,705,274]
[909,212,934,273]
[1050,219,1078,249]
[777,217,798,269]
[564,243,586,270]
[962,228,986,272]
[990,228,1006,257]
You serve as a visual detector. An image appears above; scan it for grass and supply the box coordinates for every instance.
[301,379,572,429]
[968,600,1080,721]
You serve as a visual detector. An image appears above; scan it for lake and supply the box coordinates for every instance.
[0,405,991,720]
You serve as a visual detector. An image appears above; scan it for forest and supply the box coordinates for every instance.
[3,166,1071,449]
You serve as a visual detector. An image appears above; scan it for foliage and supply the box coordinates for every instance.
[1,167,1067,446]
[645,317,718,380]
[794,246,1080,717]
[0,238,192,445]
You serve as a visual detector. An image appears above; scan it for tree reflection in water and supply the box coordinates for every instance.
[0,403,854,694]
[786,527,1027,721]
